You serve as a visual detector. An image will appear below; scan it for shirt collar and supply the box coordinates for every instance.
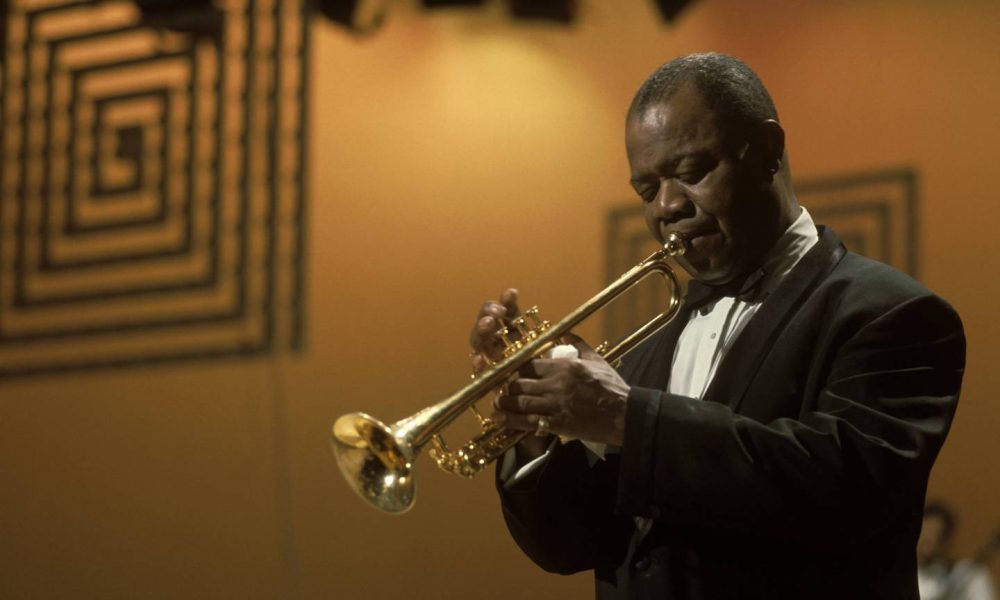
[753,206,819,297]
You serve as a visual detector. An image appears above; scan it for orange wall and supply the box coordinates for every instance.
[2,0,998,598]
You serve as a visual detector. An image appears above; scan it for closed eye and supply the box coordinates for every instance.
[678,171,704,184]
[677,165,711,185]
[676,157,717,185]
[632,183,657,203]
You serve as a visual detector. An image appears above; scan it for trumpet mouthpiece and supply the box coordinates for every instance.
[664,232,686,257]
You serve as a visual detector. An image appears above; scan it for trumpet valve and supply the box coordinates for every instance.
[523,306,550,342]
[469,405,492,428]
[525,306,545,330]
[429,434,452,468]
[495,326,516,350]
[512,316,530,339]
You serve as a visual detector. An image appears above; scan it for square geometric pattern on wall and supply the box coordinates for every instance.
[0,0,308,377]
[604,168,918,340]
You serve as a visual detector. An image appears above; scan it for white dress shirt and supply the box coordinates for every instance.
[501,207,819,486]
[668,206,818,400]
[919,560,999,600]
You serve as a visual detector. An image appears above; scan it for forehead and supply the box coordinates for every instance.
[626,84,724,163]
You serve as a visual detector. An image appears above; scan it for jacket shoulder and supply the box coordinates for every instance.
[827,252,947,304]
[816,251,963,336]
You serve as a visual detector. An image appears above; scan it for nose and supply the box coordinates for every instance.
[650,178,695,228]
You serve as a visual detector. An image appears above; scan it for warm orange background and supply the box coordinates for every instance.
[2,0,998,598]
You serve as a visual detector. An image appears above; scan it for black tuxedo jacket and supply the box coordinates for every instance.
[497,227,965,599]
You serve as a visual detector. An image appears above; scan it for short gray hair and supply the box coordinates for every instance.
[629,52,779,144]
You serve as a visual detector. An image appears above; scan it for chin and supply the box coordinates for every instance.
[681,266,732,286]
[678,257,738,286]
[694,273,737,286]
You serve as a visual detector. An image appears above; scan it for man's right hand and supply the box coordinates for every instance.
[469,288,521,372]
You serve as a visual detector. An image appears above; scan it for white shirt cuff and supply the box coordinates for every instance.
[499,439,608,489]
[499,438,557,488]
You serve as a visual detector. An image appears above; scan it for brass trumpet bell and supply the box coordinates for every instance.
[332,412,415,513]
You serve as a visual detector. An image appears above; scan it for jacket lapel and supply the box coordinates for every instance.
[699,227,847,411]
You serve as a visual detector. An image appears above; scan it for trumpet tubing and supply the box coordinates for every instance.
[331,233,686,513]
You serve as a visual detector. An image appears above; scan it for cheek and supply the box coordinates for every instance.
[690,172,733,217]
[643,206,663,242]
[695,184,741,238]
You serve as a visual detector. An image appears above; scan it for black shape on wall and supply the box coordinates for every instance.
[423,0,487,7]
[0,0,310,377]
[652,0,695,23]
[135,0,224,38]
[316,0,581,30]
[315,0,390,35]
[508,0,575,23]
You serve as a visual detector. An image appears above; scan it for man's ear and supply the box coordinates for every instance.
[752,119,785,176]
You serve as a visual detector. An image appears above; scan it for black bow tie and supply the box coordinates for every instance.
[686,269,769,315]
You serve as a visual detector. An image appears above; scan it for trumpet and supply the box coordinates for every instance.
[331,233,686,513]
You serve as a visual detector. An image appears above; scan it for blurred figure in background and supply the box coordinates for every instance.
[918,501,998,600]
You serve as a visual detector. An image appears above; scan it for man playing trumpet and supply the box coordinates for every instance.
[471,53,965,600]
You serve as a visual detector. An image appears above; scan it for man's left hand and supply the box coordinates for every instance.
[493,352,630,446]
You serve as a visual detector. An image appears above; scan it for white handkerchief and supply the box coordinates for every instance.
[547,345,606,460]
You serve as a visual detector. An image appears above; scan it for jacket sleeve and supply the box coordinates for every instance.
[616,293,965,550]
[496,441,627,574]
